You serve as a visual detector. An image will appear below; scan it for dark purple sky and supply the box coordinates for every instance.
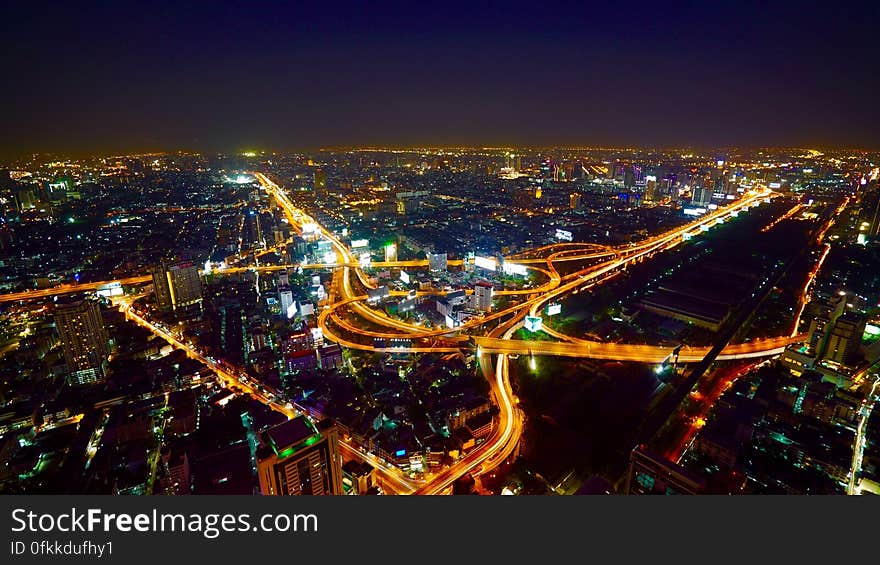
[2,1,878,158]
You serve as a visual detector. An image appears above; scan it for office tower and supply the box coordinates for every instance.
[807,294,847,357]
[625,446,706,495]
[150,264,174,309]
[428,252,448,272]
[54,297,110,384]
[279,285,295,318]
[570,192,582,210]
[151,261,202,311]
[474,282,493,312]
[823,312,866,366]
[624,165,636,188]
[691,186,710,206]
[313,169,327,197]
[257,417,343,496]
[644,176,657,202]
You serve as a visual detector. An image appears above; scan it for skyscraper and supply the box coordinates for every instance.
[313,169,327,197]
[474,282,493,312]
[151,261,202,311]
[570,192,582,210]
[54,297,110,384]
[257,417,343,496]
[823,312,866,366]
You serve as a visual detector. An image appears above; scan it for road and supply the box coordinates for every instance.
[847,377,879,495]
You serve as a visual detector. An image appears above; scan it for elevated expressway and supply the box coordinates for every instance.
[1,173,794,493]
[253,173,790,493]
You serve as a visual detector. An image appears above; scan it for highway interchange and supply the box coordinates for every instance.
[2,172,809,493]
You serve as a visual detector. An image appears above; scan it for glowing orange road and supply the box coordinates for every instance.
[473,334,805,363]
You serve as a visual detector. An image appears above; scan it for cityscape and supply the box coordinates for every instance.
[1,147,878,495]
[1,3,878,497]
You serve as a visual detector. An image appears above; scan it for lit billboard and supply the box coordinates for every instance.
[502,262,528,276]
[524,316,543,332]
[555,228,573,241]
[474,256,497,271]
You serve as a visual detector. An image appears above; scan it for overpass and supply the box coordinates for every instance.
[473,334,806,363]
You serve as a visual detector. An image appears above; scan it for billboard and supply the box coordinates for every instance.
[502,262,528,276]
[546,303,562,316]
[524,316,543,332]
[683,207,707,216]
[351,239,369,249]
[474,256,497,271]
[555,228,573,241]
[400,270,410,284]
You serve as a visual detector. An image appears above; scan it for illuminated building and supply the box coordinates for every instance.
[570,192,582,210]
[278,285,295,318]
[313,169,327,197]
[151,261,202,311]
[54,297,110,385]
[823,312,866,366]
[806,294,846,357]
[625,446,706,495]
[644,175,657,202]
[474,282,493,311]
[257,417,343,496]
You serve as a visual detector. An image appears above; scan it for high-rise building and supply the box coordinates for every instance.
[474,282,493,312]
[823,312,866,366]
[570,192,582,210]
[151,261,202,311]
[806,294,847,357]
[279,286,295,318]
[257,417,343,496]
[54,297,110,384]
[623,165,636,188]
[218,302,245,364]
[313,169,327,197]
[644,176,658,202]
[625,446,706,495]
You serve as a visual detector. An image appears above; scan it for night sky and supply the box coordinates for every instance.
[2,1,878,158]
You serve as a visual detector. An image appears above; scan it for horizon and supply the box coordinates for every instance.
[2,1,878,159]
